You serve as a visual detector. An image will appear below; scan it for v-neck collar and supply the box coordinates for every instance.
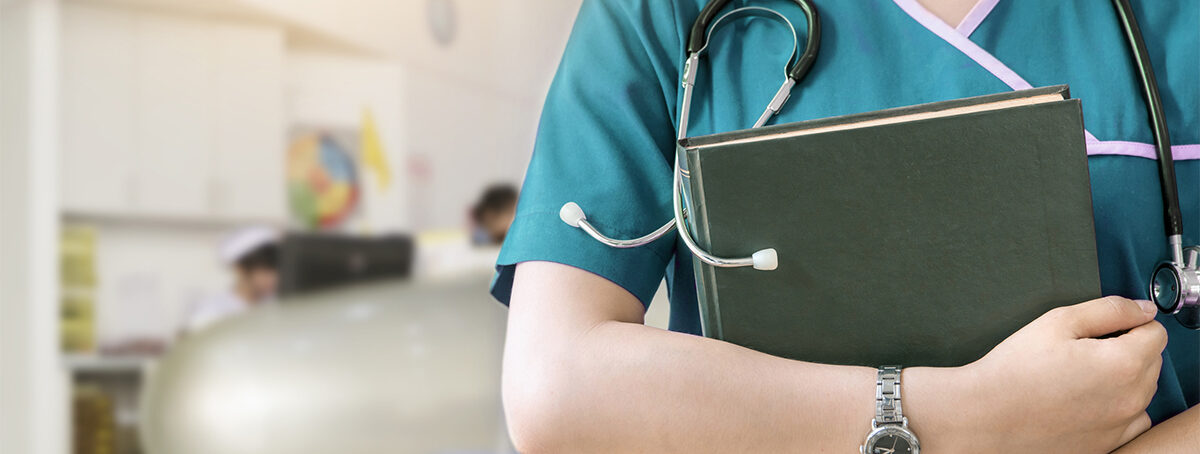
[891,0,1200,159]
[891,0,1103,143]
[956,0,1002,37]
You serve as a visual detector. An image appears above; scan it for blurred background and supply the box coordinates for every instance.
[1,0,672,452]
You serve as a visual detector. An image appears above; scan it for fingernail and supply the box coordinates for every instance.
[1135,299,1157,315]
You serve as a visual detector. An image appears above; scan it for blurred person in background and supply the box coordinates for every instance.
[413,184,519,279]
[182,226,281,333]
[470,184,518,246]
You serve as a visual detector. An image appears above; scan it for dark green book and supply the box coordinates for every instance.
[680,85,1100,367]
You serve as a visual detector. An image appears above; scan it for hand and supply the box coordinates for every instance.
[926,296,1166,454]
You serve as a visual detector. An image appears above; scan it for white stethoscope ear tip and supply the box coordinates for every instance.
[752,248,778,271]
[559,202,586,228]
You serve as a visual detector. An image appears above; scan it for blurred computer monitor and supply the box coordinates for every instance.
[278,233,414,297]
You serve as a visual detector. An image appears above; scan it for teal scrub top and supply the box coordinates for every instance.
[492,0,1199,424]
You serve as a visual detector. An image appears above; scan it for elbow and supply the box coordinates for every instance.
[502,356,575,453]
[502,311,599,452]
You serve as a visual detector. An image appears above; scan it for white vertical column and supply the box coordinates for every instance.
[0,0,69,453]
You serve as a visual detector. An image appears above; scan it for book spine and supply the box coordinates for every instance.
[684,146,724,340]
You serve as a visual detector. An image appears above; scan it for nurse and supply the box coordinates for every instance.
[492,0,1198,452]
[183,226,281,333]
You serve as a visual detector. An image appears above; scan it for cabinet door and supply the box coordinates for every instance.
[60,4,138,214]
[210,22,285,221]
[132,12,213,217]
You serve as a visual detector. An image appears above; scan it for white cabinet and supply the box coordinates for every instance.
[210,23,285,221]
[60,4,138,214]
[59,4,285,222]
[133,13,215,217]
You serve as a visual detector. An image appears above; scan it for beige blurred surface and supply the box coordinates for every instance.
[3,0,587,451]
[140,274,512,454]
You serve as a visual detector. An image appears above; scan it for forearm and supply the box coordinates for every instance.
[1112,405,1199,453]
[506,317,872,452]
[504,294,975,451]
[505,262,1165,453]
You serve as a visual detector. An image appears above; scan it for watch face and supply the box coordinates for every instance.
[868,434,914,454]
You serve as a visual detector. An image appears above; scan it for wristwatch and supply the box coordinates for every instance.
[861,366,920,454]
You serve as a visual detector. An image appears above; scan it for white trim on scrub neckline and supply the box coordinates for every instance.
[955,0,1001,37]
[890,0,1200,161]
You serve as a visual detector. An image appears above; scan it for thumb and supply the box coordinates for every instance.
[1062,296,1157,339]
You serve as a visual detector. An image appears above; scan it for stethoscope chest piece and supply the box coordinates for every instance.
[1151,247,1200,328]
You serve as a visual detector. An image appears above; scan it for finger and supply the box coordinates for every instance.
[1114,412,1151,448]
[1064,297,1157,339]
[1108,319,1169,356]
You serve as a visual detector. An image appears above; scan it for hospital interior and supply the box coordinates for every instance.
[2,1,682,453]
[6,0,1198,452]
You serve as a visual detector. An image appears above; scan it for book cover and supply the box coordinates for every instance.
[680,86,1099,367]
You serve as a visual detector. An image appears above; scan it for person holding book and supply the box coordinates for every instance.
[490,0,1198,452]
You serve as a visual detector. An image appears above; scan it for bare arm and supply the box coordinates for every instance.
[1113,405,1199,453]
[502,261,959,452]
[502,261,1165,453]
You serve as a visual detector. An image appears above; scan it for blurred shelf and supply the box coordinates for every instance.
[64,354,156,375]
[63,210,286,230]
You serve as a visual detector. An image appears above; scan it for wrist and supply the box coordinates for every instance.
[900,365,983,453]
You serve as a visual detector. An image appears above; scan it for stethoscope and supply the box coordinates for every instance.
[557,0,1199,329]
[1108,0,1200,329]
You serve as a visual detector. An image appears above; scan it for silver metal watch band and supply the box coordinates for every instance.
[874,365,904,425]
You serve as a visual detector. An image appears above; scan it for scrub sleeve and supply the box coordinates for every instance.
[490,0,686,308]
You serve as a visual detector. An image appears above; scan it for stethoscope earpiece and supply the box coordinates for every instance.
[752,248,779,271]
[559,2,818,271]
[559,202,586,228]
[561,197,780,271]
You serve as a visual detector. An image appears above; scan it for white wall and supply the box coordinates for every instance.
[285,50,408,232]
[401,70,542,228]
[59,3,288,223]
[64,23,415,348]
[83,222,231,344]
[56,0,585,230]
[244,0,583,99]
[250,0,584,229]
[0,1,585,452]
[71,39,424,341]
[399,0,582,229]
[54,1,291,349]
[1,1,70,453]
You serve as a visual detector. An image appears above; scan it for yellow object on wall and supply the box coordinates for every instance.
[360,108,391,190]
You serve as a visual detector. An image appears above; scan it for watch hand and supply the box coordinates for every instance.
[891,437,898,450]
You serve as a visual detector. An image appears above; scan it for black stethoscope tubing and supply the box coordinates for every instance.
[687,0,821,83]
[1110,0,1199,329]
[1111,0,1182,242]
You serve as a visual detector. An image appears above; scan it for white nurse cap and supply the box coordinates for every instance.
[218,226,280,266]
